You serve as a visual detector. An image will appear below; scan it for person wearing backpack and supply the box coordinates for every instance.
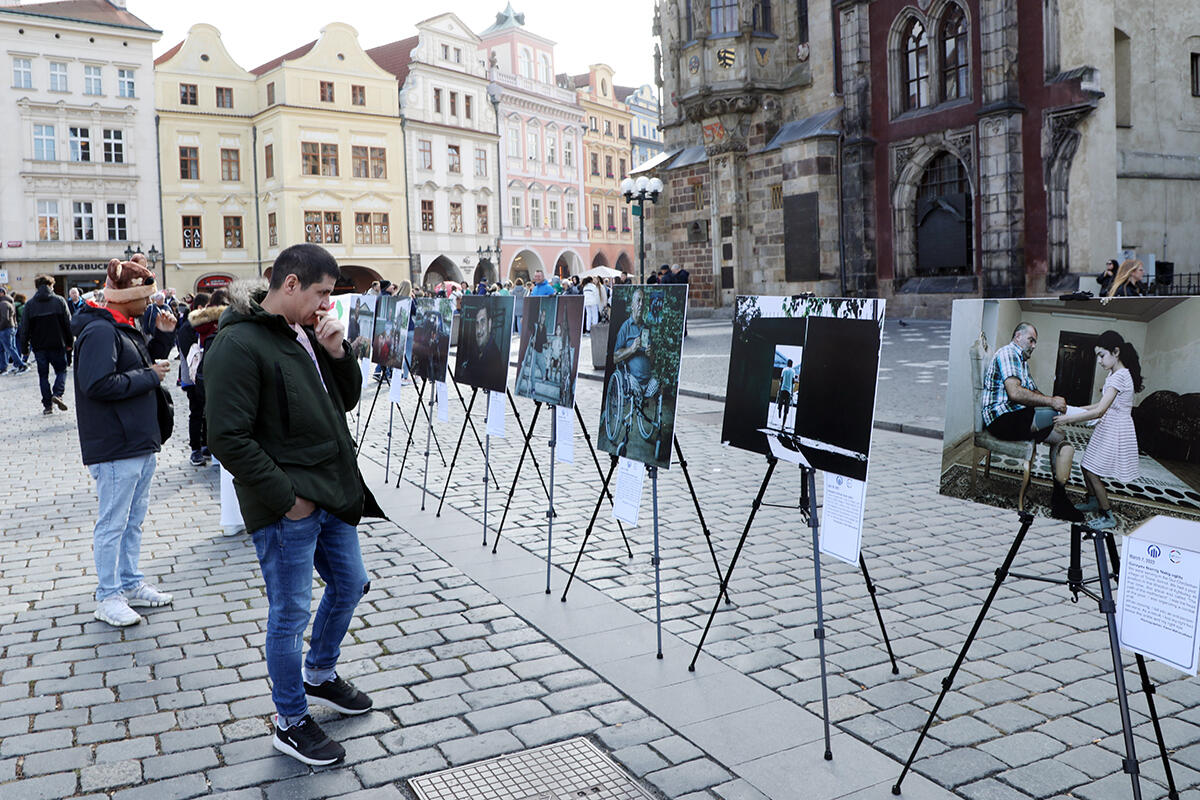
[176,290,229,466]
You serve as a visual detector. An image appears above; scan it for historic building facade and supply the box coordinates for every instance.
[156,22,411,293]
[479,4,588,282]
[369,14,500,289]
[624,83,665,168]
[0,0,161,296]
[566,64,635,273]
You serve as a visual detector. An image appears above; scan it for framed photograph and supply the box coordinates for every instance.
[346,294,376,362]
[369,296,411,370]
[411,297,453,383]
[455,295,515,393]
[940,297,1200,531]
[597,284,688,469]
[514,295,584,407]
[721,295,885,482]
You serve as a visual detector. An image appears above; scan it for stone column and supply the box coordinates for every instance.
[837,0,877,296]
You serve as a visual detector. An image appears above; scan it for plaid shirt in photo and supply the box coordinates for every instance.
[982,341,1038,426]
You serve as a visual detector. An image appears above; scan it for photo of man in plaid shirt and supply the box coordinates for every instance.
[983,322,1082,521]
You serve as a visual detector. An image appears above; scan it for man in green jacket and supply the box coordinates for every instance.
[205,244,381,766]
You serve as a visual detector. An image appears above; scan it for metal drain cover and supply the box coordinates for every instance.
[408,737,656,800]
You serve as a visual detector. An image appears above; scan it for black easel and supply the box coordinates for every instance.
[419,380,436,511]
[892,516,1178,800]
[560,436,726,605]
[436,385,502,517]
[447,370,502,484]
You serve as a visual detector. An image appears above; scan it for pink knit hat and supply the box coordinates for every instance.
[104,253,156,303]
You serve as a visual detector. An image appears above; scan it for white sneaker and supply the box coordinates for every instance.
[123,583,173,608]
[95,595,142,627]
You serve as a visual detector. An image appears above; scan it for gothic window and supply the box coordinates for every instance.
[902,19,930,111]
[940,6,969,101]
[685,0,694,40]
[752,0,772,34]
[915,152,972,276]
[712,0,738,35]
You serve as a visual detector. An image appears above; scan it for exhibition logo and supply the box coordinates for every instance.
[1170,549,1183,564]
[1147,545,1162,559]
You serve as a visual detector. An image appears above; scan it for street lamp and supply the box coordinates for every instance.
[476,243,502,285]
[620,175,663,284]
[123,243,165,289]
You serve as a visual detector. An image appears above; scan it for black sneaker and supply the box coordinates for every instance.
[273,715,345,766]
[304,675,373,715]
[189,449,207,467]
[42,407,52,416]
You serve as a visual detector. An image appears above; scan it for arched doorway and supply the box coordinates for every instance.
[508,249,542,283]
[915,151,972,276]
[614,252,633,275]
[337,265,384,293]
[422,255,464,288]
[591,251,610,268]
[554,249,584,278]
[472,259,497,287]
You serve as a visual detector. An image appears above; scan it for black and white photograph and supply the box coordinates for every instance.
[940,297,1200,531]
[455,295,514,394]
[597,284,688,469]
[410,297,453,383]
[514,295,584,408]
[721,295,885,482]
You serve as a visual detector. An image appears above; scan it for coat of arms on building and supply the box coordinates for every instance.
[702,120,727,146]
[689,55,700,74]
[754,47,769,67]
[716,48,735,68]
[797,42,810,63]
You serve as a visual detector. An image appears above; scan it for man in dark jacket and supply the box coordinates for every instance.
[73,254,177,627]
[19,276,73,413]
[205,243,381,767]
[0,288,27,374]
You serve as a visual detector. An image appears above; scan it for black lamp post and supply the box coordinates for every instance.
[620,175,664,284]
[123,243,164,289]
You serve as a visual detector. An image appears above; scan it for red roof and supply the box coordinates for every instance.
[251,39,316,76]
[365,36,419,86]
[1,0,157,31]
[154,39,183,66]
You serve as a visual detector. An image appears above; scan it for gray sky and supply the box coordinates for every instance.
[131,1,658,88]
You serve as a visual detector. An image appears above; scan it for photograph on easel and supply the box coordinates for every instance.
[514,295,584,408]
[597,284,688,469]
[369,295,411,370]
[346,294,376,361]
[411,297,453,382]
[939,297,1200,531]
[455,295,514,394]
[721,295,885,482]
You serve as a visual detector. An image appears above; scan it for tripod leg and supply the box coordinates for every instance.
[452,373,500,489]
[562,455,618,602]
[494,402,542,554]
[397,378,426,485]
[1101,532,1177,799]
[508,390,551,501]
[858,554,900,675]
[437,388,477,517]
[674,435,729,604]
[575,402,632,558]
[1091,529,1144,800]
[892,512,1036,795]
[690,459,778,672]
[354,378,386,455]
[806,467,832,760]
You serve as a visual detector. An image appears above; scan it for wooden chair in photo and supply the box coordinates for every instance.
[969,334,1036,510]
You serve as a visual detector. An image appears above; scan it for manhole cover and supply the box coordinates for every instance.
[409,737,656,800]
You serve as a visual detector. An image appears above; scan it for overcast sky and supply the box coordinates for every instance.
[130,1,658,87]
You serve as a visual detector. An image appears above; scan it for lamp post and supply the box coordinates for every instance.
[476,243,501,286]
[620,175,663,284]
[123,243,164,290]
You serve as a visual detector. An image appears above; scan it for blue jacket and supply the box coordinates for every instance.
[529,280,556,297]
[71,304,173,465]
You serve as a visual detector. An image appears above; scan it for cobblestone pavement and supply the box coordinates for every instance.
[1,338,1196,800]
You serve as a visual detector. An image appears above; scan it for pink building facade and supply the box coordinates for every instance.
[479,5,587,282]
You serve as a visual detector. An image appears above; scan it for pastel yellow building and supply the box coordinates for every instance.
[565,64,635,273]
[155,22,410,293]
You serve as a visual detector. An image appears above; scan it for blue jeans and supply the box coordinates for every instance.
[0,328,24,370]
[88,453,155,600]
[34,349,67,407]
[250,509,368,718]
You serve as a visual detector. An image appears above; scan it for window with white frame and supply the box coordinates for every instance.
[507,127,521,157]
[511,196,523,227]
[106,202,127,241]
[566,201,576,231]
[712,0,738,34]
[547,136,557,164]
[12,57,32,89]
[449,202,463,233]
[526,131,539,161]
[519,48,533,78]
[49,61,67,92]
[538,54,551,83]
[84,65,102,95]
[548,199,559,229]
[118,68,135,98]
[563,138,574,167]
[69,127,91,162]
[34,125,55,160]
[37,200,60,241]
[73,201,95,241]
[474,147,487,176]
[530,197,542,227]
[103,129,123,163]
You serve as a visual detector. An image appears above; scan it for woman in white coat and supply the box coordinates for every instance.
[582,276,600,333]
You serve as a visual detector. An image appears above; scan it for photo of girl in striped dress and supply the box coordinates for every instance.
[1053,330,1144,530]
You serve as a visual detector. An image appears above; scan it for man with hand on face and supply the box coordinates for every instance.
[205,243,384,767]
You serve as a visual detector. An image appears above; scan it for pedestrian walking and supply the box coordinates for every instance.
[18,275,72,412]
[205,243,385,767]
[177,290,229,466]
[72,254,177,627]
[67,287,86,316]
[582,276,600,333]
[0,288,28,374]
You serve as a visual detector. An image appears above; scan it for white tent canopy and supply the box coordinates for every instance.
[581,265,626,279]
